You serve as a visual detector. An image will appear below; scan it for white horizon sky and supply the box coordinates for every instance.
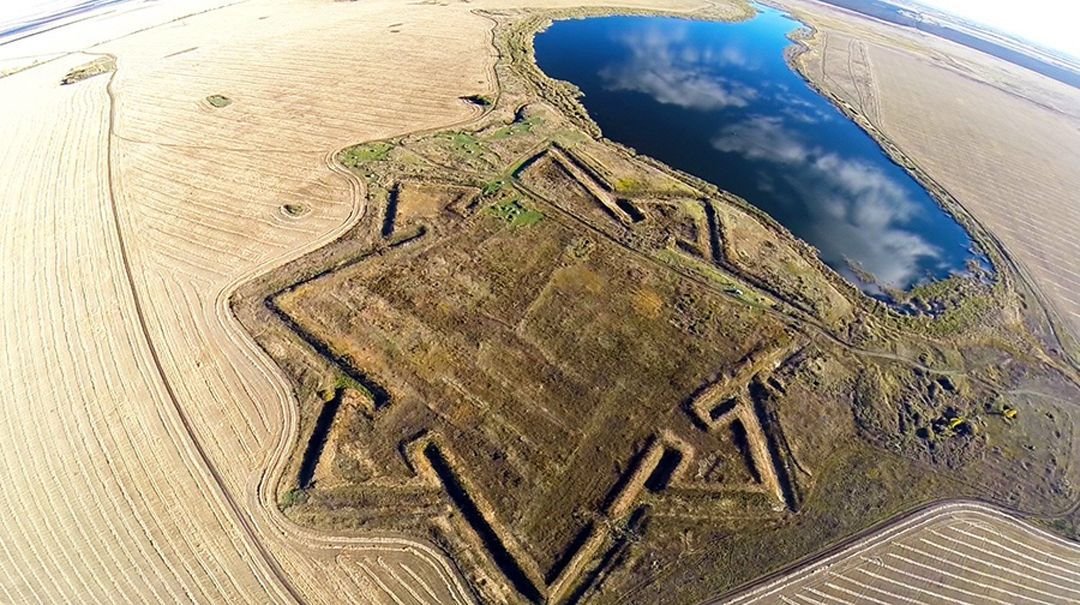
[919,0,1080,59]
[2,0,1080,60]
[0,1,107,29]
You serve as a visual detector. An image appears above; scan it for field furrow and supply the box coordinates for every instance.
[727,503,1080,605]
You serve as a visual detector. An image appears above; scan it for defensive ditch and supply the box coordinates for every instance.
[544,522,597,585]
[703,200,724,264]
[645,448,683,492]
[709,397,738,422]
[265,296,392,409]
[381,184,400,237]
[614,199,645,223]
[564,507,649,604]
[730,419,763,485]
[420,436,687,603]
[750,380,801,511]
[297,391,343,488]
[421,442,544,602]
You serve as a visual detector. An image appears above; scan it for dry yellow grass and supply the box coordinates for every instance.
[711,201,852,324]
[783,0,1080,341]
[0,0,717,602]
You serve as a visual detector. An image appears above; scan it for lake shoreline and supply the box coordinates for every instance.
[532,7,990,299]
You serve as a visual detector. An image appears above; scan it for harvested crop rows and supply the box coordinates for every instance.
[5,0,1080,603]
[0,0,234,76]
[0,0,718,603]
[727,503,1080,605]
[865,47,1080,337]
[786,0,1080,341]
[100,0,499,600]
[0,52,281,605]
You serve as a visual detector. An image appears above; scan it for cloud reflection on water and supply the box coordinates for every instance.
[531,11,986,292]
[600,26,946,290]
[712,115,942,289]
[600,25,758,110]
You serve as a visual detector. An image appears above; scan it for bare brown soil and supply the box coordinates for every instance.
[59,55,115,84]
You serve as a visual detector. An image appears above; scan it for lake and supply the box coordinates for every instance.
[534,6,987,296]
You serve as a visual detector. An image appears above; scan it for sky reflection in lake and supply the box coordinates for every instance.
[535,8,985,293]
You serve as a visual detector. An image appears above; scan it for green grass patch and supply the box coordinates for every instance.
[488,116,543,140]
[552,130,589,148]
[339,142,394,166]
[439,132,484,156]
[333,374,374,400]
[613,177,648,194]
[489,198,543,228]
[206,94,232,108]
[281,488,308,508]
[482,178,508,196]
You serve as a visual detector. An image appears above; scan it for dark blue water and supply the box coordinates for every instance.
[535,7,988,294]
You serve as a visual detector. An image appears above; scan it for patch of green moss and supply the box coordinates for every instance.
[339,142,394,166]
[489,198,543,228]
[439,132,484,156]
[482,178,508,196]
[281,488,308,509]
[334,374,374,400]
[613,177,648,194]
[206,94,232,108]
[488,116,543,140]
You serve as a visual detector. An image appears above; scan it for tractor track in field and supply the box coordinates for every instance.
[98,56,306,605]
[91,12,503,596]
